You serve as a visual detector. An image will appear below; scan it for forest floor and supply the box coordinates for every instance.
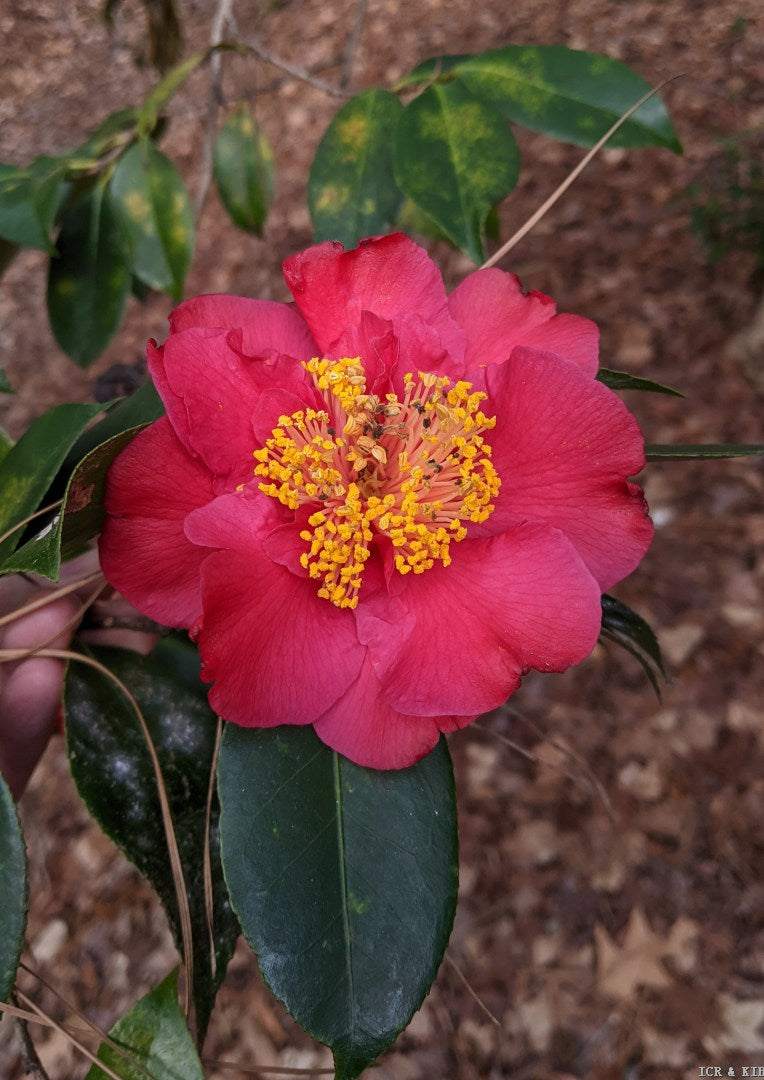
[0,1,763,1077]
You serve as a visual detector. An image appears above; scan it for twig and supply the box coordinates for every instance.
[339,0,368,90]
[481,76,683,269]
[194,0,236,216]
[241,37,349,98]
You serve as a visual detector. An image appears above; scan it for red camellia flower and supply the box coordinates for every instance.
[99,234,652,769]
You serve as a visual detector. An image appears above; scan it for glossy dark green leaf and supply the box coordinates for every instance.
[600,594,664,695]
[310,89,404,247]
[395,81,519,263]
[422,46,681,152]
[85,969,203,1080]
[0,402,104,569]
[109,141,194,300]
[66,380,164,468]
[646,443,764,459]
[0,156,66,250]
[214,104,275,236]
[2,426,145,580]
[64,646,239,1041]
[0,772,27,1006]
[47,185,132,366]
[597,368,684,396]
[218,726,458,1080]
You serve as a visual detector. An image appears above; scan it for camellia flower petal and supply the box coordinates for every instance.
[100,233,653,770]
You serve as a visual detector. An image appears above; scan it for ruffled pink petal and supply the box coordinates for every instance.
[283,233,466,361]
[99,417,214,627]
[314,654,474,769]
[480,347,653,590]
[151,328,262,486]
[333,310,466,391]
[169,294,316,359]
[184,493,364,726]
[449,268,599,377]
[356,524,601,717]
[150,328,317,490]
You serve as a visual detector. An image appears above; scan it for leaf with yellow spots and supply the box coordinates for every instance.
[401,46,681,153]
[310,88,403,247]
[214,103,275,235]
[109,139,194,300]
[395,80,519,263]
[46,185,131,367]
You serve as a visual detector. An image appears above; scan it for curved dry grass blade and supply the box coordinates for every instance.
[0,570,104,630]
[0,499,64,549]
[444,952,500,1026]
[203,716,223,980]
[14,990,131,1080]
[13,648,196,1025]
[481,75,683,269]
[504,706,615,824]
[19,961,156,1080]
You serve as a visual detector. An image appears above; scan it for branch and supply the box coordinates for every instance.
[339,0,368,90]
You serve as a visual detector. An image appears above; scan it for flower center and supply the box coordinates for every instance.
[253,357,500,609]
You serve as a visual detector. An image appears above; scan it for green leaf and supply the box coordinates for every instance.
[65,646,239,1041]
[2,425,145,580]
[47,185,132,366]
[74,108,138,164]
[394,80,520,263]
[0,429,12,468]
[395,54,466,89]
[66,380,164,468]
[85,969,203,1080]
[0,368,11,394]
[0,156,66,251]
[109,141,194,300]
[600,594,664,695]
[310,89,404,247]
[0,772,27,1006]
[138,52,209,137]
[597,368,684,396]
[214,104,275,236]
[431,46,681,152]
[0,402,104,569]
[218,726,458,1080]
[646,443,764,459]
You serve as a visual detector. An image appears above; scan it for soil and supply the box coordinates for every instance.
[1,1,763,1078]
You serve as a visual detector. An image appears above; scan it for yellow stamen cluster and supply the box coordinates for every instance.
[253,357,500,609]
